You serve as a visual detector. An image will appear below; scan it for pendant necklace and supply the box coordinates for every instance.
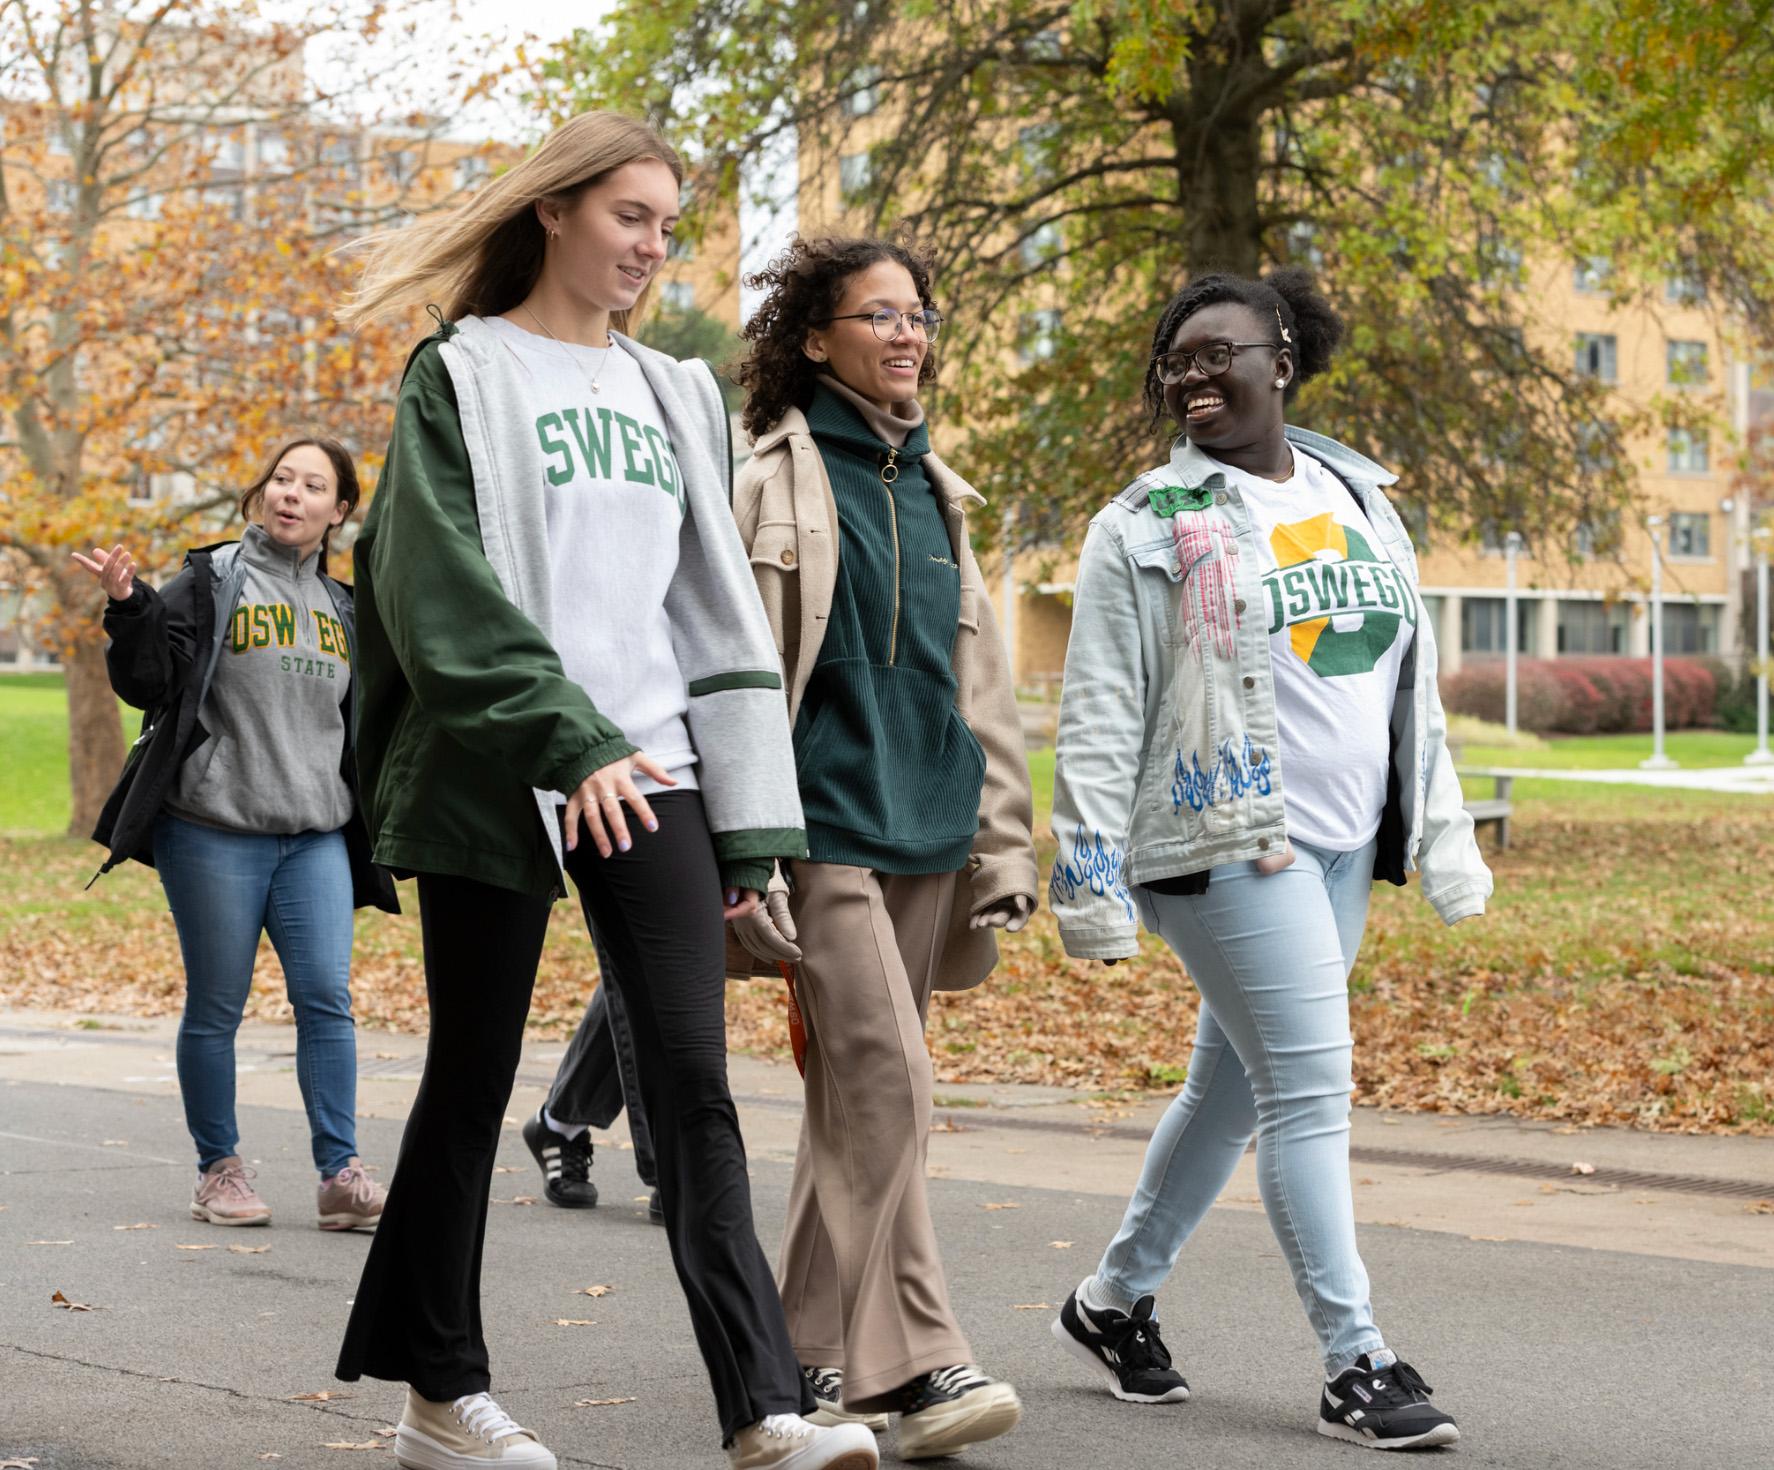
[520,303,614,394]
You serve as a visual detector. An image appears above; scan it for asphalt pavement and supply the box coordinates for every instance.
[3,1012,1772,1470]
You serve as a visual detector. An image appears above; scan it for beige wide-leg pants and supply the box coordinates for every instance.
[774,860,973,1412]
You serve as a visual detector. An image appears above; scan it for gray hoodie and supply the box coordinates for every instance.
[168,525,354,835]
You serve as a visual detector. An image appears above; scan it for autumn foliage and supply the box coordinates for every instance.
[1442,657,1719,734]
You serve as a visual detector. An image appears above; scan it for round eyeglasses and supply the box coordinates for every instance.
[824,307,944,342]
[1152,339,1280,384]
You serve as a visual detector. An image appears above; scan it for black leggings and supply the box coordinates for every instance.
[335,792,810,1439]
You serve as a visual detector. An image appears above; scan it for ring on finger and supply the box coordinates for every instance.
[601,793,621,805]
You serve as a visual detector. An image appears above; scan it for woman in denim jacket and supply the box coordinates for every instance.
[1048,270,1490,1452]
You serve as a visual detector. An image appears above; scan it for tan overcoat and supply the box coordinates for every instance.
[723,404,1039,990]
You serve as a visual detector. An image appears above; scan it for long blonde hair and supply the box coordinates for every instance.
[336,112,684,333]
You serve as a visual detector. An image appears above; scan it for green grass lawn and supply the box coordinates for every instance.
[0,674,141,834]
[1462,730,1759,770]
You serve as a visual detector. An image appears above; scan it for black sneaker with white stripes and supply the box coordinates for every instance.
[521,1107,598,1209]
[1051,1278,1189,1404]
[1319,1354,1460,1450]
[895,1364,1021,1460]
[801,1366,888,1433]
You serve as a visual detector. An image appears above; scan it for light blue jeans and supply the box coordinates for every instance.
[152,814,359,1177]
[1096,837,1385,1376]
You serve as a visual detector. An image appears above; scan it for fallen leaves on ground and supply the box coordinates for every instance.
[1049,1240,1074,1249]
[50,1289,96,1311]
[578,1284,614,1297]
[553,1318,597,1327]
[574,1397,636,1407]
[174,1243,216,1251]
[2,1458,42,1468]
[981,1202,1021,1211]
[1571,1161,1597,1176]
[321,1442,387,1452]
[7,801,1773,1134]
[1748,1200,1774,1215]
[1010,1303,1053,1311]
[229,1244,271,1254]
[113,1222,157,1231]
[288,1391,351,1402]
[27,1239,73,1246]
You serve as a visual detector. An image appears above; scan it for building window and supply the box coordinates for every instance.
[1460,597,1533,655]
[454,153,490,191]
[1573,255,1612,293]
[1659,603,1718,654]
[255,130,291,174]
[1666,271,1705,306]
[1018,308,1062,363]
[1574,333,1617,382]
[1288,221,1327,273]
[1667,512,1710,559]
[1023,26,1064,59]
[656,281,695,312]
[1478,233,1523,285]
[838,151,872,201]
[1019,221,1062,269]
[45,177,78,213]
[1667,339,1708,387]
[1582,331,1624,377]
[844,64,880,116]
[1667,426,1710,473]
[1572,512,1621,559]
[208,131,246,176]
[1019,122,1059,177]
[1557,600,1628,654]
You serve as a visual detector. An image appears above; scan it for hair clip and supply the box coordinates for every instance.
[1274,305,1292,344]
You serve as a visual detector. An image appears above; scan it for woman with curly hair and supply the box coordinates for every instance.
[1047,270,1489,1450]
[726,236,1038,1460]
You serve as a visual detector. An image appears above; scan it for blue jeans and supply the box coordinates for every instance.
[1096,838,1385,1376]
[153,814,359,1177]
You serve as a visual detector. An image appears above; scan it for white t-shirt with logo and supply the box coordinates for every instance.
[484,315,697,794]
[1211,447,1417,850]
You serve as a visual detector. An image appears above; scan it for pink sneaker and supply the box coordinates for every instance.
[317,1157,386,1232]
[191,1157,272,1226]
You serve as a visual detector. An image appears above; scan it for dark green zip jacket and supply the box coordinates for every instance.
[793,384,985,872]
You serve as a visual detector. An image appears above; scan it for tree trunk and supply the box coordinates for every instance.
[1173,100,1267,279]
[62,606,125,840]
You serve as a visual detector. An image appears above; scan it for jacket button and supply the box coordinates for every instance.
[1234,598,1246,614]
[1242,675,1255,689]
[1257,837,1271,850]
[1214,491,1229,506]
[780,549,796,566]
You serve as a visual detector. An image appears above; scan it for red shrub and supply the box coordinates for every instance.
[1441,656,1717,733]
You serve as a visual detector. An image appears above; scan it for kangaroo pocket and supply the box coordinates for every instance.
[796,658,986,858]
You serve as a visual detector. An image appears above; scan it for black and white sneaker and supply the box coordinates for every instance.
[521,1108,598,1209]
[1319,1355,1460,1450]
[895,1365,1020,1460]
[801,1366,888,1434]
[1051,1278,1190,1404]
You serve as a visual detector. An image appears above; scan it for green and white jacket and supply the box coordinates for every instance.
[1050,426,1491,960]
[352,316,804,900]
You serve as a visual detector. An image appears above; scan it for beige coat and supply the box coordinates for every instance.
[724,404,1039,990]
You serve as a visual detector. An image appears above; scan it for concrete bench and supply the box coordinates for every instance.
[1457,767,1516,850]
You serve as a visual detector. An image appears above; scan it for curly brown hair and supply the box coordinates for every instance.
[737,235,939,438]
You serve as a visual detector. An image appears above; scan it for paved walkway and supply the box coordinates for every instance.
[1471,762,1774,794]
[5,1009,1773,1469]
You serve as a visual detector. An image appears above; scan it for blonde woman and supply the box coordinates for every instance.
[332,112,876,1470]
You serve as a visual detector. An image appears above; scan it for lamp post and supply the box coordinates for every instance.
[1504,531,1522,735]
[1749,525,1773,766]
[1641,515,1678,770]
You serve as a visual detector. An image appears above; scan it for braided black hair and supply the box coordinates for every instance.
[1142,267,1344,432]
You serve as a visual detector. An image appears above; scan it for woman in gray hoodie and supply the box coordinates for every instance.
[78,436,395,1235]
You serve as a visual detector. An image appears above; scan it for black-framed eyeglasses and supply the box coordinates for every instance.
[824,307,945,342]
[1153,339,1280,384]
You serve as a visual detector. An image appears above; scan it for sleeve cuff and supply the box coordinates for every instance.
[550,734,638,797]
[720,858,774,896]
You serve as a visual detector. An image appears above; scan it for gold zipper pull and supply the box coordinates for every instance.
[881,448,900,484]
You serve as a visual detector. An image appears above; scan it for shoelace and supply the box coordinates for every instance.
[330,1167,378,1207]
[209,1165,260,1202]
[1356,1359,1435,1407]
[1108,1312,1175,1372]
[556,1133,592,1184]
[754,1414,813,1441]
[926,1364,988,1397]
[803,1367,843,1401]
[453,1392,529,1444]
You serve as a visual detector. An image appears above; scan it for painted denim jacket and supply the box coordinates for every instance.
[1049,426,1492,960]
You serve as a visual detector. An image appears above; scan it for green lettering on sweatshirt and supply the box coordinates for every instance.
[565,407,615,479]
[535,413,573,487]
[269,603,296,647]
[615,413,655,487]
